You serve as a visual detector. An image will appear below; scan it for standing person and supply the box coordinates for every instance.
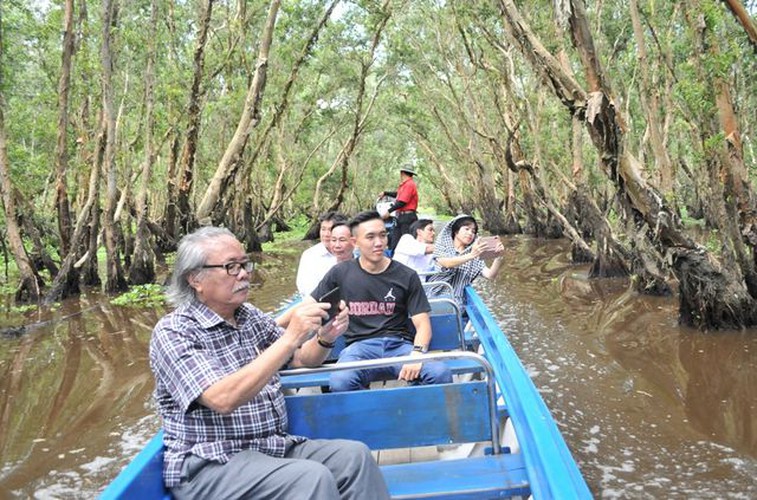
[393,218,435,277]
[295,211,347,297]
[329,221,355,263]
[308,211,452,392]
[150,226,389,500]
[427,214,505,310]
[380,167,419,251]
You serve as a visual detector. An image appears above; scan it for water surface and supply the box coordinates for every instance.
[0,237,755,498]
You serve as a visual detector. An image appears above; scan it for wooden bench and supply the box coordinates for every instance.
[284,352,530,499]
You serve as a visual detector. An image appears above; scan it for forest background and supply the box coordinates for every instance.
[0,0,755,330]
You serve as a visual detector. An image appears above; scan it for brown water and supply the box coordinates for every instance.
[0,237,755,498]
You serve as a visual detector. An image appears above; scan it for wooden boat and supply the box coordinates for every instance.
[100,287,591,499]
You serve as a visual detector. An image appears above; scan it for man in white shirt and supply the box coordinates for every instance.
[330,221,355,263]
[393,219,435,276]
[296,212,347,296]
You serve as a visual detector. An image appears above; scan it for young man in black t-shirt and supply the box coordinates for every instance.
[310,211,452,391]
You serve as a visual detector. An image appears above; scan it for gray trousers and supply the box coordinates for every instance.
[171,438,390,500]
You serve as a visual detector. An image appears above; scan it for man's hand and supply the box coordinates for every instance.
[398,350,423,381]
[318,300,349,344]
[398,363,422,381]
[283,302,328,347]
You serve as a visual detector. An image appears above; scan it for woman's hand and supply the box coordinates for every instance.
[471,239,486,258]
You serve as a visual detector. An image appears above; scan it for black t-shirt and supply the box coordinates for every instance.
[311,259,430,345]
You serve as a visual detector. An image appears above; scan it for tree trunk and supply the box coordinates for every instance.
[497,0,753,328]
[44,118,105,304]
[175,0,214,234]
[100,0,127,294]
[221,0,340,232]
[16,190,59,278]
[721,0,757,50]
[195,0,281,223]
[55,0,76,256]
[685,3,757,298]
[163,133,180,244]
[0,102,42,302]
[414,131,461,213]
[128,0,157,285]
[82,197,102,287]
[317,2,392,217]
[629,0,673,195]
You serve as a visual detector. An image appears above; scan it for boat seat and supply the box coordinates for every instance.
[284,353,529,499]
[381,454,529,499]
[280,297,480,391]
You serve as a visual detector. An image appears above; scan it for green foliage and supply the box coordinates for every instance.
[0,0,755,297]
[262,214,311,253]
[703,229,721,254]
[111,284,166,308]
[10,304,36,314]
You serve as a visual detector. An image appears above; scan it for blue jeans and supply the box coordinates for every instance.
[329,336,453,392]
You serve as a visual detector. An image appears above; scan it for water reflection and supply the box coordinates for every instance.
[0,238,755,498]
[485,236,757,498]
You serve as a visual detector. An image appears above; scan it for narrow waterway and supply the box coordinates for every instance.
[0,237,754,498]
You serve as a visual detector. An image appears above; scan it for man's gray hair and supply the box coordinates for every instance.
[166,226,236,307]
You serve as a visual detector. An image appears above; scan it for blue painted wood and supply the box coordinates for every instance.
[280,356,483,389]
[99,431,170,500]
[465,287,592,499]
[285,381,490,449]
[382,454,530,499]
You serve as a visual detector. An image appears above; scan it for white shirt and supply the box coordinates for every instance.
[393,234,434,275]
[296,242,337,297]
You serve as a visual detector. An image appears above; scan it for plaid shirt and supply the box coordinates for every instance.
[149,300,304,488]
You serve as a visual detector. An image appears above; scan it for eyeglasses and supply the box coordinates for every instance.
[201,261,254,276]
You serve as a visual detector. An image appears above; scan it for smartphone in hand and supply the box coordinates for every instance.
[318,286,341,326]
[477,236,502,259]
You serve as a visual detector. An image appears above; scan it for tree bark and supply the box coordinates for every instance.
[0,101,42,302]
[55,0,76,256]
[163,133,180,246]
[685,3,757,298]
[195,0,281,223]
[100,0,127,294]
[174,0,214,235]
[44,115,105,304]
[629,0,673,194]
[721,0,757,51]
[128,0,157,285]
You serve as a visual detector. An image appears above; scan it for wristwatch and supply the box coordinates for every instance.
[412,345,428,353]
[317,333,336,349]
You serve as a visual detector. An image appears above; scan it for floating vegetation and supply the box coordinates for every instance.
[111,284,166,308]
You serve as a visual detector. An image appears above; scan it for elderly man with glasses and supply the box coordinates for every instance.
[150,226,389,499]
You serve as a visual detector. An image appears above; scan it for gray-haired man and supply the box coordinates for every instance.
[150,226,389,499]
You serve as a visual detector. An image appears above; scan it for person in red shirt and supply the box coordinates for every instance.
[380,167,419,251]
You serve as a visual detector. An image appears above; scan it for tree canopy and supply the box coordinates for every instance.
[0,0,755,329]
